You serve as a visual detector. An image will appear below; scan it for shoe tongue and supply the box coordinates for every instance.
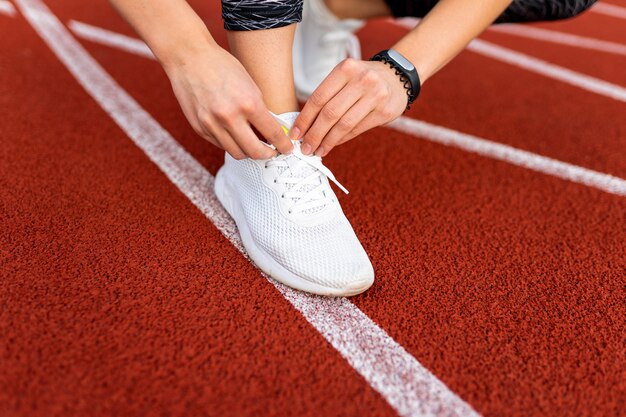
[270,112,328,213]
[271,112,300,135]
[271,111,317,181]
[281,142,318,184]
[271,111,312,176]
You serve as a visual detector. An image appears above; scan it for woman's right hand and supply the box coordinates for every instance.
[164,46,293,160]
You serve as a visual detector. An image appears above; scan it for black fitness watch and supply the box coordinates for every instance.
[370,49,421,109]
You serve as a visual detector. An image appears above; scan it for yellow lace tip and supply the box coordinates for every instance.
[281,125,289,135]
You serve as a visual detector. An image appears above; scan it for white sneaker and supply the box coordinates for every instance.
[293,0,364,99]
[214,112,374,296]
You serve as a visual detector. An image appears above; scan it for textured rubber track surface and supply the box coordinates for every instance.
[0,6,395,417]
[360,20,626,178]
[2,1,625,416]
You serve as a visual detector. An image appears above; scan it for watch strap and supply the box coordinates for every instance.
[370,49,421,109]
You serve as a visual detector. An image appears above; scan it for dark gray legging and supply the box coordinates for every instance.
[221,0,597,31]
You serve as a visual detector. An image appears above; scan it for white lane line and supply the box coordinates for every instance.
[396,19,626,103]
[67,20,626,198]
[397,17,626,57]
[15,1,481,416]
[468,39,626,101]
[389,117,626,196]
[0,0,16,16]
[73,18,626,104]
[68,20,155,59]
[489,24,626,56]
[591,2,626,19]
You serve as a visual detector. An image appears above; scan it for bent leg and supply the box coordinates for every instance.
[227,26,299,114]
[222,0,302,114]
[324,0,392,19]
[496,0,597,23]
[380,0,597,22]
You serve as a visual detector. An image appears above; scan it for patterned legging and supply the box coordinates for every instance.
[222,0,597,31]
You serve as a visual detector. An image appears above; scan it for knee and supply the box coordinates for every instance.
[559,0,597,19]
[221,0,303,31]
[497,0,597,23]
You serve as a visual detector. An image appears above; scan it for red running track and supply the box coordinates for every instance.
[1,1,625,416]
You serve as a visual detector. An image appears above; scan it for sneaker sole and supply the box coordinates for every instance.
[214,167,373,297]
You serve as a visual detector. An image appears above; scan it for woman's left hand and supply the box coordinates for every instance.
[291,57,409,156]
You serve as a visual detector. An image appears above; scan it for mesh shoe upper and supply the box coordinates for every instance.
[220,150,373,290]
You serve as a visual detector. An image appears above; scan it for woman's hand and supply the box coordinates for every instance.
[165,46,292,160]
[108,0,291,159]
[292,58,408,157]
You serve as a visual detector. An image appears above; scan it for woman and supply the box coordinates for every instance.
[109,0,595,296]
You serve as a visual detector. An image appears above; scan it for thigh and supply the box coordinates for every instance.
[382,0,597,22]
[496,0,597,22]
[382,0,438,18]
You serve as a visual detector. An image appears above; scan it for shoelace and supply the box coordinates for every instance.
[321,31,361,60]
[265,141,348,214]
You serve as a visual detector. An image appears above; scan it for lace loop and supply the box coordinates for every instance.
[321,31,361,60]
[266,141,348,214]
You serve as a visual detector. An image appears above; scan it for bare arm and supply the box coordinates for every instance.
[108,0,215,68]
[294,0,512,156]
[108,0,292,158]
[393,0,513,83]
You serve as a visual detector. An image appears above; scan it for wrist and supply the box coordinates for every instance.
[156,31,219,71]
[391,42,432,84]
[391,24,446,84]
[370,49,421,108]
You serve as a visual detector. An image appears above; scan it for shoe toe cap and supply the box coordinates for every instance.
[303,251,375,296]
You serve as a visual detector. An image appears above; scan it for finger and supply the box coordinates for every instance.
[301,81,362,156]
[214,129,248,160]
[196,126,221,148]
[293,58,358,140]
[201,115,248,160]
[340,111,386,147]
[317,96,376,156]
[248,109,293,155]
[225,117,278,160]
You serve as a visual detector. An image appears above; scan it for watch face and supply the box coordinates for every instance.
[388,49,414,72]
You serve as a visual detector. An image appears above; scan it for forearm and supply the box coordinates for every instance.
[108,0,218,69]
[392,0,512,83]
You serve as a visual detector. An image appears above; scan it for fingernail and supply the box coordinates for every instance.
[289,127,300,140]
[301,142,312,155]
[315,146,325,157]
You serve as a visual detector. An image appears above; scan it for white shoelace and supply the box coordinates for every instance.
[265,142,348,214]
[321,31,362,60]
